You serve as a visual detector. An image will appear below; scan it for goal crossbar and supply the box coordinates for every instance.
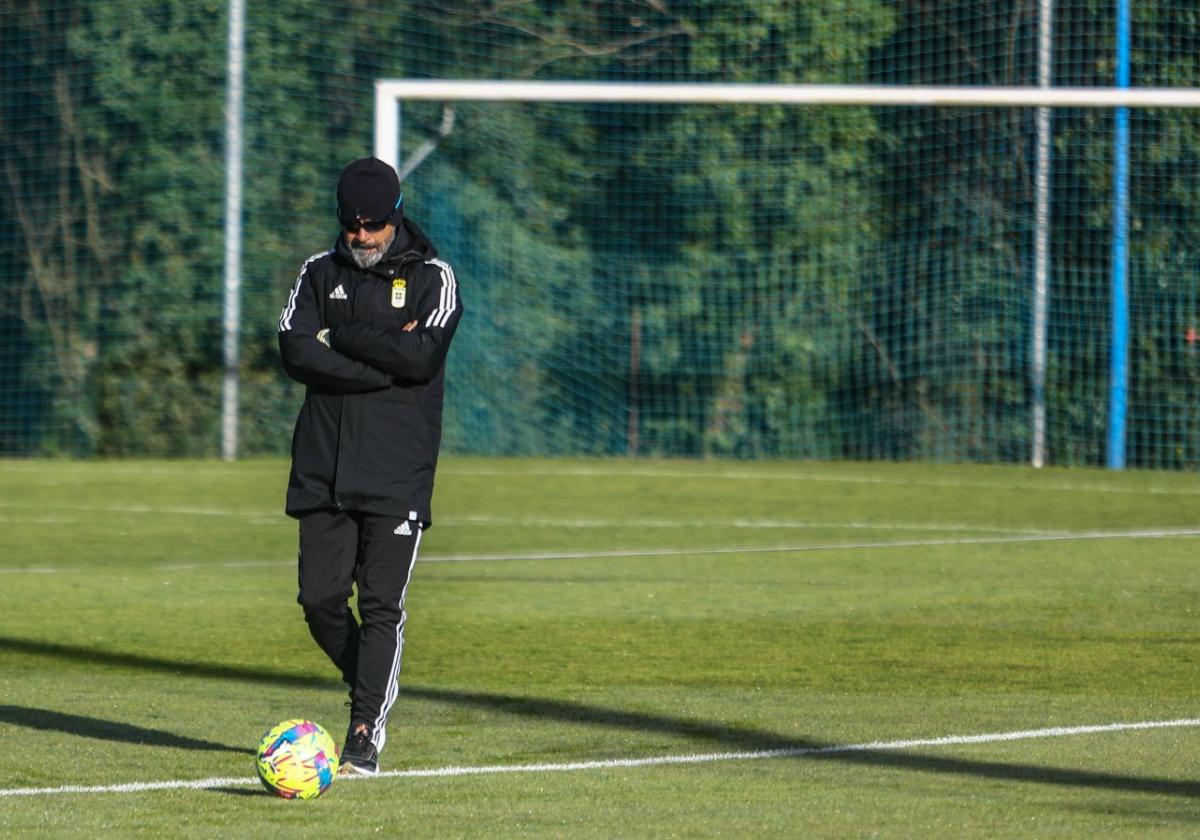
[374,78,1200,169]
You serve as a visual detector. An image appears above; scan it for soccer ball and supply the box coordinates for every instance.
[255,719,339,799]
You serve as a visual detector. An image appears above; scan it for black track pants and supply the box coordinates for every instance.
[296,509,422,754]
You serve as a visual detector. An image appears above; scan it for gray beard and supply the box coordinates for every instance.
[350,230,395,269]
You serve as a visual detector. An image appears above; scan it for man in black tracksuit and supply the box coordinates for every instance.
[277,157,462,775]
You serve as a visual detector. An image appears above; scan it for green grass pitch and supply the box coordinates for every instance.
[0,457,1198,837]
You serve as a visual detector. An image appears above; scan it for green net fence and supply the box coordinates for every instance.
[2,1,1199,467]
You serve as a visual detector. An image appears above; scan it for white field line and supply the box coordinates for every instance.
[2,718,1196,798]
[3,526,1200,575]
[445,514,1050,535]
[0,502,272,518]
[0,463,286,477]
[412,526,1200,563]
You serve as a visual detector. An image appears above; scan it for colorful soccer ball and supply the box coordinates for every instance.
[255,719,339,799]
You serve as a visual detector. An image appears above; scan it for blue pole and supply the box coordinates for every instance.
[1107,0,1131,469]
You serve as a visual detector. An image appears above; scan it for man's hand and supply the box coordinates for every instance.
[317,322,411,349]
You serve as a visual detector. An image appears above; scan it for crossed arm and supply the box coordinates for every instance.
[279,267,461,392]
[322,315,456,384]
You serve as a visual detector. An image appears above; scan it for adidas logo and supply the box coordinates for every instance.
[329,284,348,300]
[394,521,412,536]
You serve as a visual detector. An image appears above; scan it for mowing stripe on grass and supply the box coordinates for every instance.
[2,718,1196,798]
[443,464,1200,497]
[6,459,1200,496]
[0,502,1056,534]
[3,526,1200,575]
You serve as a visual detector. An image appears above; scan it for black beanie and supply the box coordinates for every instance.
[336,157,403,227]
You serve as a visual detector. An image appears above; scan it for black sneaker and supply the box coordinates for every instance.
[339,723,379,776]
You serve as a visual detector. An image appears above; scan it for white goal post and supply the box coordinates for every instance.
[372,79,1200,468]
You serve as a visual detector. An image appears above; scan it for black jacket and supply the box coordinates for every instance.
[277,218,462,523]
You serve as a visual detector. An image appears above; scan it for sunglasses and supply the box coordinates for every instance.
[342,216,390,233]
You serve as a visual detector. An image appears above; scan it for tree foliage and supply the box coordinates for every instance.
[1,1,1198,467]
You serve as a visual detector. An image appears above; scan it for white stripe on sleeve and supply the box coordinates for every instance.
[278,250,331,332]
[423,259,458,329]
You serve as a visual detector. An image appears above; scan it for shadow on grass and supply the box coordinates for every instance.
[0,635,337,690]
[403,686,1200,800]
[4,634,1197,800]
[0,705,254,754]
[208,786,270,797]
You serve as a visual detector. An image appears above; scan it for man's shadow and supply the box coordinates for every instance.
[401,686,1200,800]
[3,635,1198,801]
[0,705,253,755]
